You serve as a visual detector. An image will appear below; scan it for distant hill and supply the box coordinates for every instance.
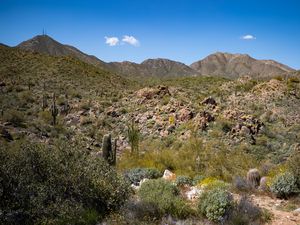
[190,52,295,79]
[108,58,198,77]
[17,35,108,69]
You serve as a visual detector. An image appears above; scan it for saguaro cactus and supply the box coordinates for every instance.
[247,168,261,188]
[127,119,139,156]
[51,93,59,125]
[102,134,116,166]
[42,94,48,111]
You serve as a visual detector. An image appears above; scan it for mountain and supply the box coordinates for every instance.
[190,52,295,78]
[16,35,295,79]
[108,58,198,77]
[17,35,108,69]
[17,35,197,77]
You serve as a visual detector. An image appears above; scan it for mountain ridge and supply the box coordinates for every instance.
[15,35,296,78]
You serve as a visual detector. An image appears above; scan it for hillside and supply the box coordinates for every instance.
[109,58,198,77]
[17,35,109,69]
[1,42,300,225]
[190,52,295,78]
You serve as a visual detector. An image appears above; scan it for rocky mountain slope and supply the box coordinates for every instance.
[190,52,295,78]
[17,35,108,69]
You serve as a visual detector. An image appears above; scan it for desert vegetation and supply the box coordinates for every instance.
[0,44,300,224]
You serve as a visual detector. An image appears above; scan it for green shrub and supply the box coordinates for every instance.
[286,152,300,188]
[121,200,161,222]
[270,172,299,198]
[175,175,193,187]
[138,179,192,219]
[198,187,233,222]
[3,109,26,127]
[124,168,162,185]
[0,140,131,224]
[193,175,205,186]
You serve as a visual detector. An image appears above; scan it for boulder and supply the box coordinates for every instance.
[201,96,217,106]
[136,87,156,99]
[162,169,176,181]
[0,126,13,141]
[178,108,194,121]
[185,186,202,200]
[240,126,251,135]
[167,125,176,133]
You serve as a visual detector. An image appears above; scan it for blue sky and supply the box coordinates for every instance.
[0,0,299,69]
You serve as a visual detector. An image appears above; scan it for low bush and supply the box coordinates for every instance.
[286,152,300,188]
[270,172,299,198]
[175,175,193,187]
[121,200,161,222]
[199,177,230,190]
[228,195,263,225]
[232,176,251,192]
[0,139,130,224]
[198,187,233,222]
[3,109,26,127]
[193,175,205,186]
[124,167,162,185]
[138,179,193,219]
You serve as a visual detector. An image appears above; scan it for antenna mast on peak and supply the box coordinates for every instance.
[42,28,47,36]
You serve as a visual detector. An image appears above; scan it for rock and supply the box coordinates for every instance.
[139,178,149,186]
[157,85,171,96]
[0,127,13,141]
[162,169,176,181]
[167,125,176,133]
[293,208,300,213]
[131,184,140,191]
[240,126,251,135]
[178,108,194,121]
[136,85,170,100]
[180,130,192,140]
[160,130,168,137]
[200,111,215,122]
[185,186,202,200]
[201,96,217,106]
[136,87,157,99]
[106,108,119,117]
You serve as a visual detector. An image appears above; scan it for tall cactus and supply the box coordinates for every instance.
[51,93,59,125]
[127,119,139,156]
[42,94,48,111]
[102,134,116,166]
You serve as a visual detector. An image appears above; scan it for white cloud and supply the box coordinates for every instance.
[241,34,256,40]
[104,36,119,46]
[122,35,140,46]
